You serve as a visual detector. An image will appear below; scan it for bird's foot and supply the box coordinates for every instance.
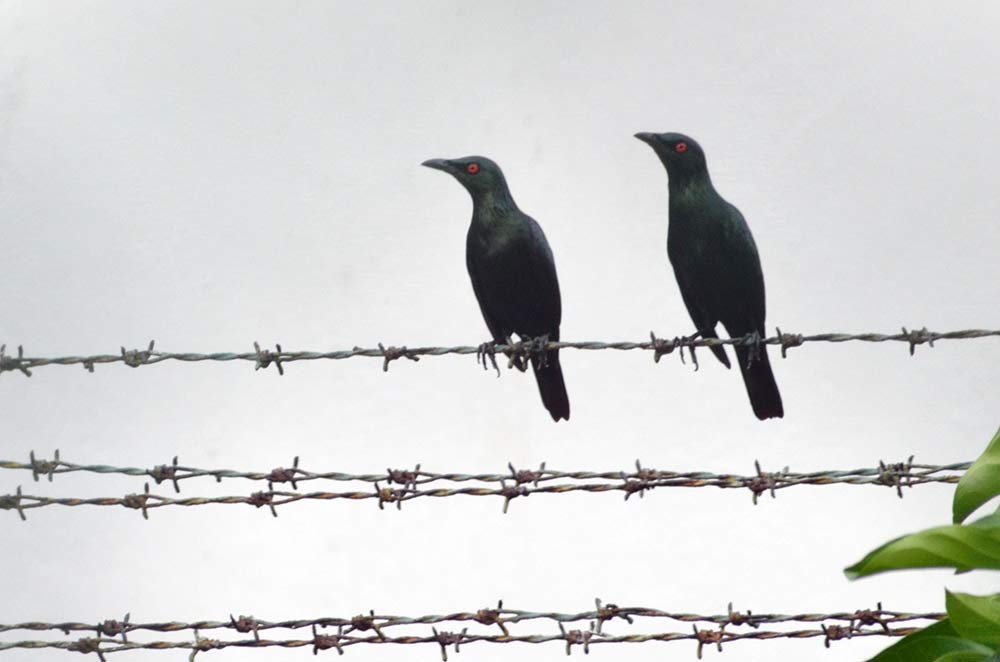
[678,332,700,372]
[649,331,699,371]
[502,336,529,372]
[477,341,501,377]
[529,334,550,368]
[742,330,764,368]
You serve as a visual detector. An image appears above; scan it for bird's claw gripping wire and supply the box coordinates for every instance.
[477,341,501,376]
[530,334,551,368]
[502,336,529,372]
[649,331,698,369]
[683,332,700,371]
[742,330,764,368]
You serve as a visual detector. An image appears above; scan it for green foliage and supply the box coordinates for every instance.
[954,425,1000,524]
[866,620,994,662]
[933,652,998,662]
[844,507,1000,579]
[847,425,1000,662]
[947,591,1000,648]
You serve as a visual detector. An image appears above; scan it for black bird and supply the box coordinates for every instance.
[422,156,570,421]
[634,132,783,420]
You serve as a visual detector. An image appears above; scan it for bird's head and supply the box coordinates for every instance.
[421,156,508,198]
[634,132,708,179]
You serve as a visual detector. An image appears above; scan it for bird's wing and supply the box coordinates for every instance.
[465,215,562,343]
[512,215,562,340]
[672,262,714,332]
[672,261,730,367]
[466,244,507,342]
[720,203,767,332]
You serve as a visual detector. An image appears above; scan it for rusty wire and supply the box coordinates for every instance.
[1,327,997,377]
[0,601,943,658]
[0,453,968,519]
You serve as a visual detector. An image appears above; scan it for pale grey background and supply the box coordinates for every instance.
[1,1,999,660]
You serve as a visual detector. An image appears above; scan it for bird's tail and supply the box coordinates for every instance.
[531,349,570,422]
[701,327,732,369]
[733,342,783,420]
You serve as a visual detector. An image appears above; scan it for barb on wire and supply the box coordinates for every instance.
[0,601,944,658]
[0,344,32,377]
[0,454,969,519]
[121,341,155,368]
[1,326,996,376]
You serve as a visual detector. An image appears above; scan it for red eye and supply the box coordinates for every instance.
[675,142,688,153]
[467,163,480,174]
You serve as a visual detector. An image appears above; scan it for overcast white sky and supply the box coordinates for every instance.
[2,2,999,661]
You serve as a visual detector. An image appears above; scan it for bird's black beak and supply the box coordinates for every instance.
[634,132,658,147]
[421,158,454,173]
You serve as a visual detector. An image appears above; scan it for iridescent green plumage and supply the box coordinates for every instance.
[423,156,570,421]
[636,133,783,420]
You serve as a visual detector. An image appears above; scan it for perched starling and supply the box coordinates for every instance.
[422,156,570,421]
[635,132,783,420]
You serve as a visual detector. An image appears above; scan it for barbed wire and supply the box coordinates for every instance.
[1,327,997,377]
[0,453,967,519]
[0,601,944,658]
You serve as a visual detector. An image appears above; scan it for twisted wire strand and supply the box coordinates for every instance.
[0,454,967,518]
[0,605,944,656]
[0,607,945,634]
[0,628,929,655]
[0,455,971,491]
[1,327,997,376]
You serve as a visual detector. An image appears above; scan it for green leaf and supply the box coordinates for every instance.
[866,619,995,662]
[933,652,996,662]
[969,509,1000,531]
[947,590,1000,647]
[955,425,1000,524]
[845,507,1000,579]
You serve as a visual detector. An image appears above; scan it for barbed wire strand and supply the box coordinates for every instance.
[0,602,944,658]
[0,453,968,494]
[0,455,967,519]
[2,327,997,377]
